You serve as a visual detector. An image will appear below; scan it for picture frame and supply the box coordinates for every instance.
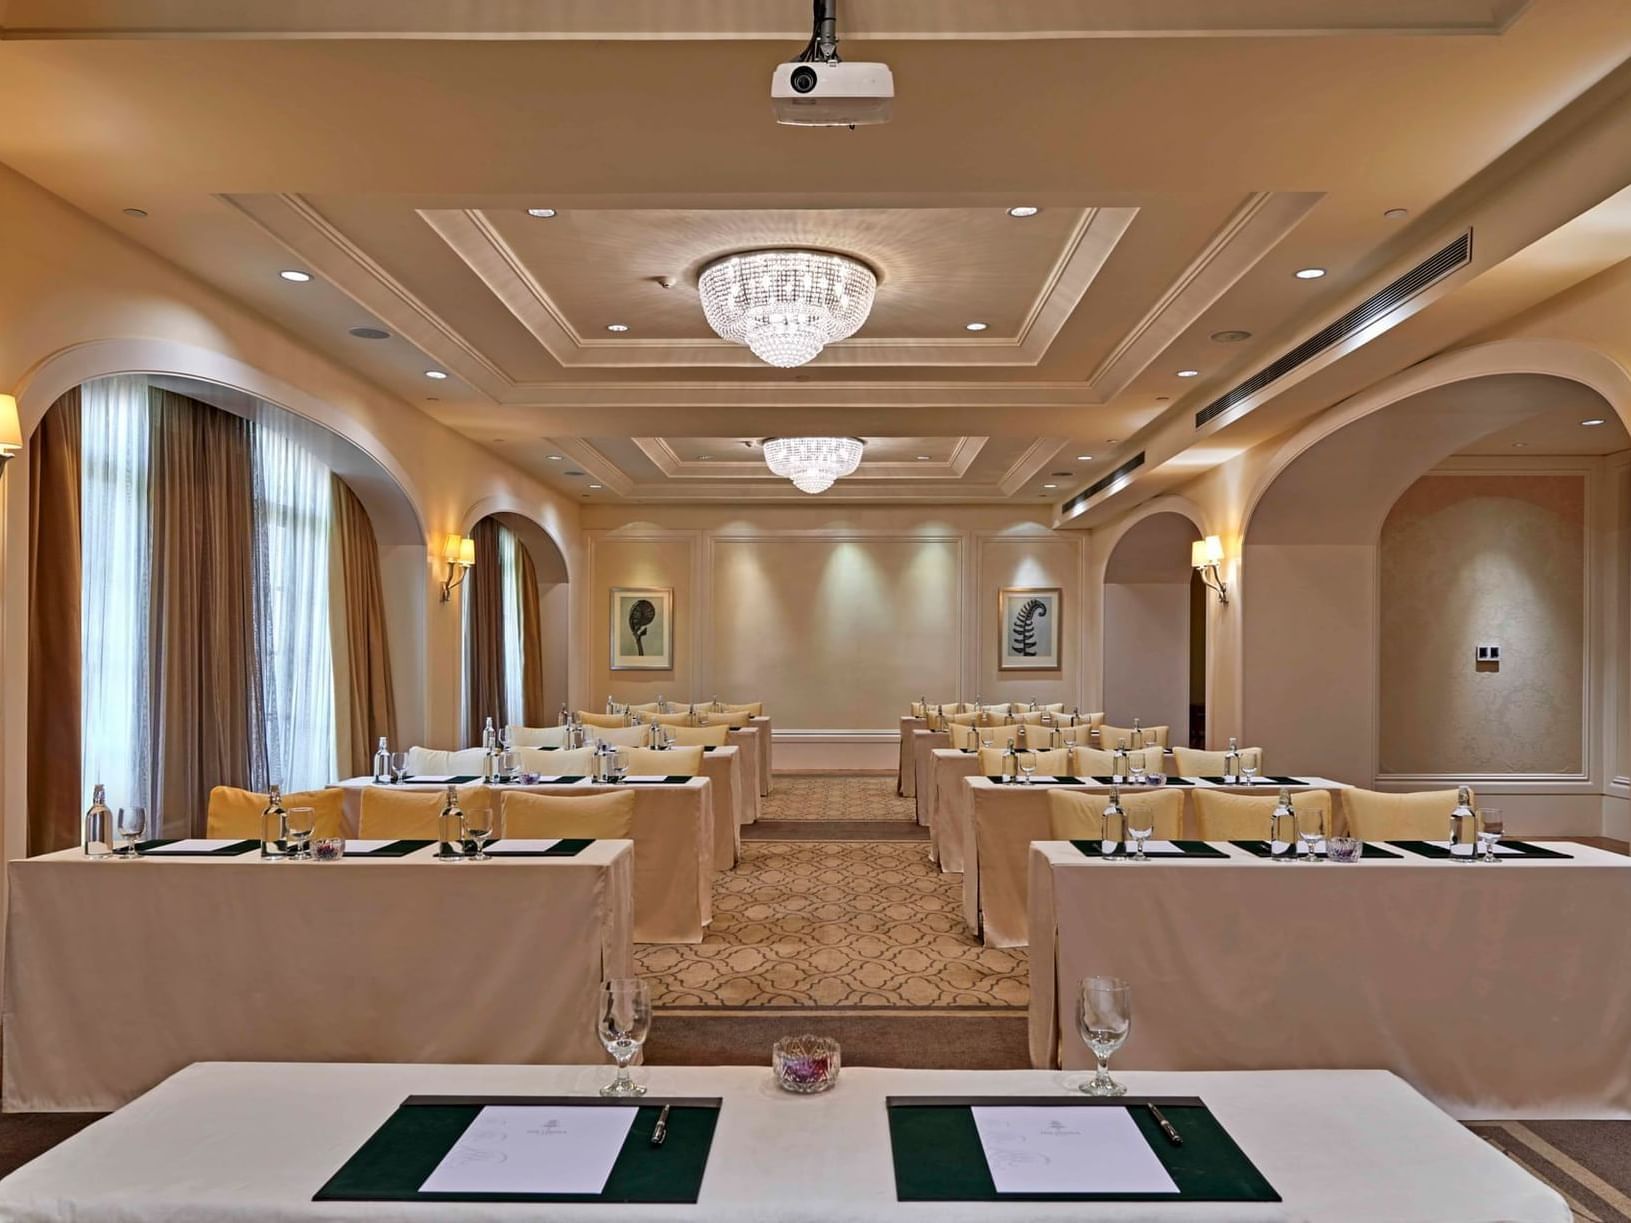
[998,586,1062,671]
[610,587,674,671]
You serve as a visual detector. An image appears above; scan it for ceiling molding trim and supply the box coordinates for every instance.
[631,435,992,481]
[500,382,1106,409]
[547,438,635,496]
[998,437,1072,496]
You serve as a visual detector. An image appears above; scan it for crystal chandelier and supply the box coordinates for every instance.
[762,437,865,495]
[698,249,877,367]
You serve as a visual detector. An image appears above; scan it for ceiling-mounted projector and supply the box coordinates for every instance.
[772,0,892,127]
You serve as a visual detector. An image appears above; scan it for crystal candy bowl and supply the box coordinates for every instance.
[772,1034,841,1094]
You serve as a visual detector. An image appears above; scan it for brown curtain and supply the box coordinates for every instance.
[26,390,83,855]
[146,388,266,836]
[463,516,506,745]
[331,475,397,775]
[517,540,547,726]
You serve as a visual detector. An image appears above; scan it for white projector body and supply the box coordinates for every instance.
[771,60,894,126]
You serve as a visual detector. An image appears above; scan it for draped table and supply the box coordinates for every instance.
[910,728,950,825]
[1,842,634,1114]
[928,747,980,871]
[726,728,766,818]
[0,1062,1565,1221]
[1028,839,1631,1119]
[897,715,926,796]
[749,716,774,795]
[962,776,1349,947]
[339,777,714,943]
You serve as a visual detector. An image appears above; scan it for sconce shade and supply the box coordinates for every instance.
[441,533,476,568]
[0,394,20,453]
[1192,535,1224,569]
[457,537,476,568]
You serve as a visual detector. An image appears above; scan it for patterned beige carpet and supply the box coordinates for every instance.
[756,773,916,821]
[636,839,1027,1008]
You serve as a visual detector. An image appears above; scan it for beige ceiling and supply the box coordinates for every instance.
[4,0,1631,508]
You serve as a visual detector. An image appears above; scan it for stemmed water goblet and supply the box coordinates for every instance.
[464,805,496,861]
[1297,805,1325,862]
[1018,757,1036,786]
[285,806,316,860]
[389,751,408,783]
[1240,763,1260,787]
[1127,806,1154,861]
[115,807,147,858]
[1129,755,1147,786]
[1074,977,1131,1097]
[597,978,652,1098]
[1478,808,1504,863]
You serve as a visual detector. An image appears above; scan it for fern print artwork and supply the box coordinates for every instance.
[999,587,1061,670]
[610,587,673,670]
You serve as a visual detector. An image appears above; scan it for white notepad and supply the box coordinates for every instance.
[531,776,584,784]
[971,1106,1178,1195]
[142,839,232,854]
[488,839,562,854]
[406,774,455,784]
[622,775,671,783]
[420,1105,637,1195]
[1425,839,1522,856]
[343,840,398,854]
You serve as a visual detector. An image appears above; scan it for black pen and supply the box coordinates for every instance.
[650,1104,671,1147]
[1145,1103,1183,1146]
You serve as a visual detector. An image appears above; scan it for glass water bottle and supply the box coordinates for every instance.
[260,785,289,860]
[372,736,391,785]
[1269,787,1298,861]
[1449,785,1478,862]
[1223,737,1241,784]
[1111,744,1129,784]
[1101,787,1127,858]
[82,784,115,859]
[436,786,466,861]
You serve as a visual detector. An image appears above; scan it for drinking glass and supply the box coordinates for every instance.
[1018,758,1036,786]
[1129,757,1147,786]
[1076,977,1131,1096]
[597,978,652,1097]
[1241,764,1259,787]
[285,807,316,860]
[1298,806,1325,863]
[1127,807,1154,862]
[1478,808,1505,863]
[116,807,147,858]
[464,805,496,861]
[389,751,408,783]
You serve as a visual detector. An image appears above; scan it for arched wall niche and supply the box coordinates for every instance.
[1100,511,1203,744]
[1239,370,1614,791]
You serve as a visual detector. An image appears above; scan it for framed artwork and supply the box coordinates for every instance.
[998,587,1062,671]
[610,587,674,670]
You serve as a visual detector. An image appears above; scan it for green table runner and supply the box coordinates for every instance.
[887,1096,1278,1203]
[484,838,594,858]
[1200,776,1309,787]
[1070,840,1228,860]
[1233,839,1402,860]
[1389,839,1573,861]
[402,775,480,785]
[316,1096,720,1204]
[132,838,259,857]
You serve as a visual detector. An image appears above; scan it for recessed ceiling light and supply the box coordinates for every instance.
[698,454,714,460]
[916,455,931,461]
[1043,484,1057,490]
[606,323,630,333]
[1295,267,1327,280]
[1076,454,1093,461]
[588,483,603,489]
[1107,438,1120,444]
[1582,418,1607,426]
[527,208,557,218]
[278,269,312,283]
[1176,369,1200,378]
[424,369,448,380]
[1511,442,1529,448]
[1007,206,1040,218]
[965,322,989,332]
[1383,208,1409,221]
[1210,329,1252,343]
[348,326,391,340]
[547,454,563,461]
[121,207,148,218]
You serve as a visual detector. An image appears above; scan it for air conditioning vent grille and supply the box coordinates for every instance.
[1062,452,1145,517]
[1195,230,1472,430]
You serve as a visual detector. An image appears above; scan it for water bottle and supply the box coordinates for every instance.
[1223,737,1241,784]
[1101,787,1127,858]
[436,786,466,861]
[1270,787,1298,861]
[260,785,289,859]
[82,784,114,859]
[1002,742,1020,784]
[1130,717,1144,751]
[372,737,391,785]
[559,703,570,727]
[1449,785,1478,862]
[657,694,668,713]
[1111,744,1129,785]
[481,716,497,754]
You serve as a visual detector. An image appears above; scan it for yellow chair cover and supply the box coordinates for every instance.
[977,746,1073,776]
[501,790,635,840]
[575,712,631,729]
[1096,723,1170,750]
[951,722,1022,750]
[589,724,653,748]
[1172,747,1264,775]
[1342,787,1474,841]
[507,724,571,748]
[664,723,730,747]
[206,787,345,841]
[1071,746,1165,776]
[1193,789,1333,841]
[698,711,751,728]
[359,785,491,840]
[1048,788,1184,840]
[620,745,704,777]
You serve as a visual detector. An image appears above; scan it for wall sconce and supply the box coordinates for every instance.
[439,533,475,602]
[0,395,21,476]
[1192,535,1229,604]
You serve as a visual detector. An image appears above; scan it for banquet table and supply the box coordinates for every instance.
[911,727,950,825]
[1,842,634,1114]
[339,777,714,943]
[726,727,766,817]
[962,775,1349,947]
[897,715,926,796]
[1027,839,1631,1119]
[0,1061,1565,1221]
[749,716,774,795]
[928,746,981,871]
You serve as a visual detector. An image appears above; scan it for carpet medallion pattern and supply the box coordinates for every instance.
[636,840,1027,1008]
[757,774,916,821]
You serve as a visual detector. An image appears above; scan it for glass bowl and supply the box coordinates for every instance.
[772,1035,841,1094]
[312,837,346,862]
[1327,836,1363,864]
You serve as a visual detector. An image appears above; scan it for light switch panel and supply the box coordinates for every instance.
[1475,644,1501,663]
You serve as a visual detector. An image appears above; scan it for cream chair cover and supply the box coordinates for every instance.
[950,722,1021,750]
[1071,746,1165,776]
[1020,724,1057,749]
[1053,718,1107,746]
[359,785,489,839]
[975,703,1013,716]
[576,712,631,729]
[206,787,345,840]
[698,711,751,728]
[1173,747,1264,775]
[1048,788,1184,840]
[648,711,696,726]
[1343,787,1474,841]
[722,702,764,717]
[507,724,572,749]
[665,723,730,747]
[977,746,1073,776]
[910,701,961,717]
[620,745,705,777]
[404,746,490,775]
[516,746,596,776]
[1193,789,1334,841]
[588,724,653,748]
[1096,723,1170,750]
[629,703,666,714]
[500,790,636,840]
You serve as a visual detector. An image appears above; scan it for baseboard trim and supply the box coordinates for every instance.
[772,728,900,744]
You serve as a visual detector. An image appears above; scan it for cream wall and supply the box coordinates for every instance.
[1102,584,1192,736]
[580,504,1089,770]
[1379,473,1586,777]
[0,164,581,881]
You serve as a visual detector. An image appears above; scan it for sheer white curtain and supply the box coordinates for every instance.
[80,375,152,813]
[253,424,336,791]
[498,525,527,729]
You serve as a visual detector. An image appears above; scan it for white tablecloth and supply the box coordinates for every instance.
[964,777,1349,947]
[0,1062,1565,1221]
[750,717,773,795]
[911,728,949,825]
[928,747,980,871]
[898,716,926,796]
[726,728,765,817]
[1028,839,1631,1119]
[339,778,714,943]
[1,843,634,1113]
